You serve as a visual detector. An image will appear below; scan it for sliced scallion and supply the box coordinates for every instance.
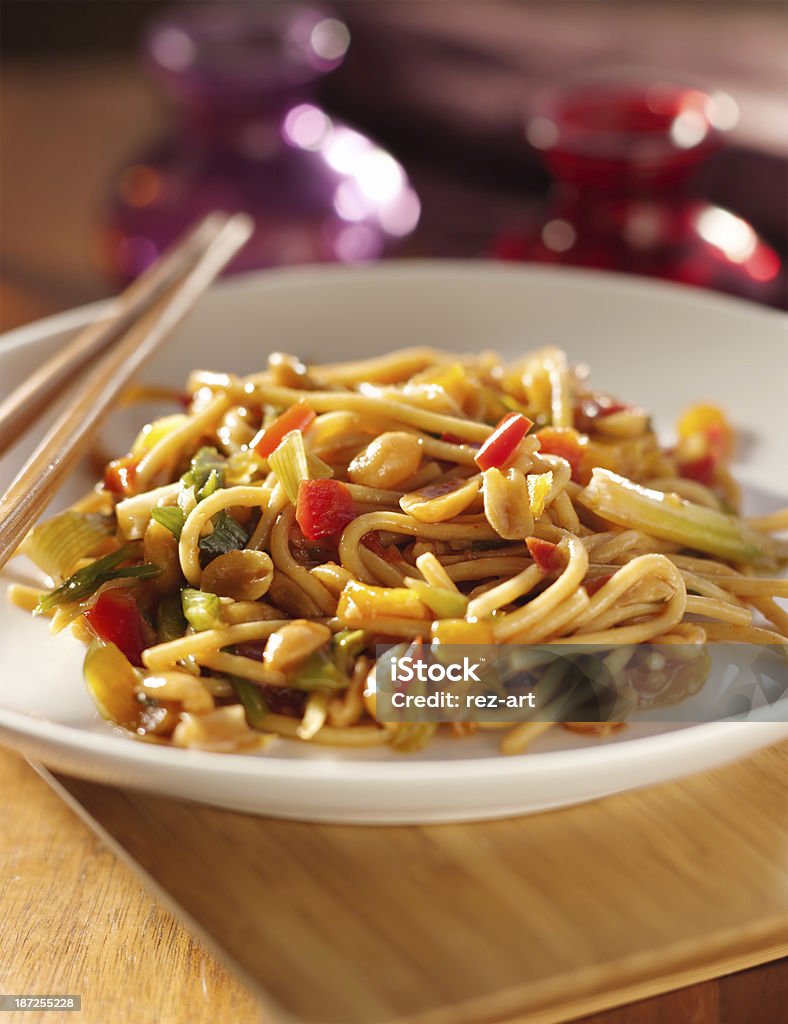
[333,629,366,673]
[403,578,468,618]
[181,588,223,632]
[150,505,186,539]
[291,649,349,691]
[579,468,775,568]
[157,592,188,642]
[196,469,222,502]
[182,446,226,495]
[269,429,309,504]
[21,510,114,581]
[36,545,160,614]
[230,676,269,730]
[198,511,249,565]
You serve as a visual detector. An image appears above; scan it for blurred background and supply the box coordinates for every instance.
[2,0,787,331]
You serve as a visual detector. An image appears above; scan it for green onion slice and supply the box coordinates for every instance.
[157,593,188,643]
[269,429,310,505]
[181,588,223,632]
[21,510,114,581]
[36,545,160,614]
[580,468,776,568]
[403,578,468,618]
[291,649,349,691]
[230,676,269,730]
[198,511,249,565]
[150,506,186,539]
[182,446,227,497]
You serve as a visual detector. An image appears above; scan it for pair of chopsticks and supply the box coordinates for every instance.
[0,211,253,572]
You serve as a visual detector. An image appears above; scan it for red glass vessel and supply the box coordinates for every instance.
[495,76,783,304]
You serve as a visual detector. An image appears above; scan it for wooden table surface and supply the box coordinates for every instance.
[1,51,787,1024]
[2,743,787,1024]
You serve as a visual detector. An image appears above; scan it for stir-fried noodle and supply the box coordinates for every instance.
[10,347,788,754]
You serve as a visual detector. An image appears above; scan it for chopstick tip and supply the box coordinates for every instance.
[227,211,256,242]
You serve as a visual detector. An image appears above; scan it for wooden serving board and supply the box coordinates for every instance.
[39,740,788,1024]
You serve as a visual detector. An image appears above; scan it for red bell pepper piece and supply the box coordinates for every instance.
[574,394,631,433]
[675,418,730,488]
[526,537,564,573]
[703,423,730,459]
[84,589,149,666]
[535,427,585,481]
[254,402,316,459]
[678,454,717,487]
[440,432,478,447]
[596,400,628,417]
[578,395,629,420]
[103,456,138,496]
[474,412,533,472]
[296,479,357,540]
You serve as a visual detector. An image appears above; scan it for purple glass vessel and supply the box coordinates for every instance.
[107,2,420,278]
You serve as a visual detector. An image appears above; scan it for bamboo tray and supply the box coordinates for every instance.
[43,739,788,1024]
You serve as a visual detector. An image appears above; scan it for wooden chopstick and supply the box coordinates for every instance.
[0,212,229,457]
[0,212,253,572]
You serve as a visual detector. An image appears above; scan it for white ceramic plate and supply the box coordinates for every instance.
[1,262,786,823]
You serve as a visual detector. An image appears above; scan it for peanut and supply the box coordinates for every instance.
[348,432,422,489]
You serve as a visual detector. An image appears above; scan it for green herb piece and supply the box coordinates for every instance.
[150,506,186,539]
[196,469,221,502]
[181,588,223,632]
[198,511,249,565]
[403,578,468,618]
[291,649,349,691]
[36,545,160,614]
[230,676,269,730]
[157,593,188,643]
[332,629,366,674]
[182,446,226,496]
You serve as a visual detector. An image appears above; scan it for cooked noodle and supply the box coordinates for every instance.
[9,347,787,755]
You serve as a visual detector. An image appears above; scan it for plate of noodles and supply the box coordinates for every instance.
[0,262,786,823]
